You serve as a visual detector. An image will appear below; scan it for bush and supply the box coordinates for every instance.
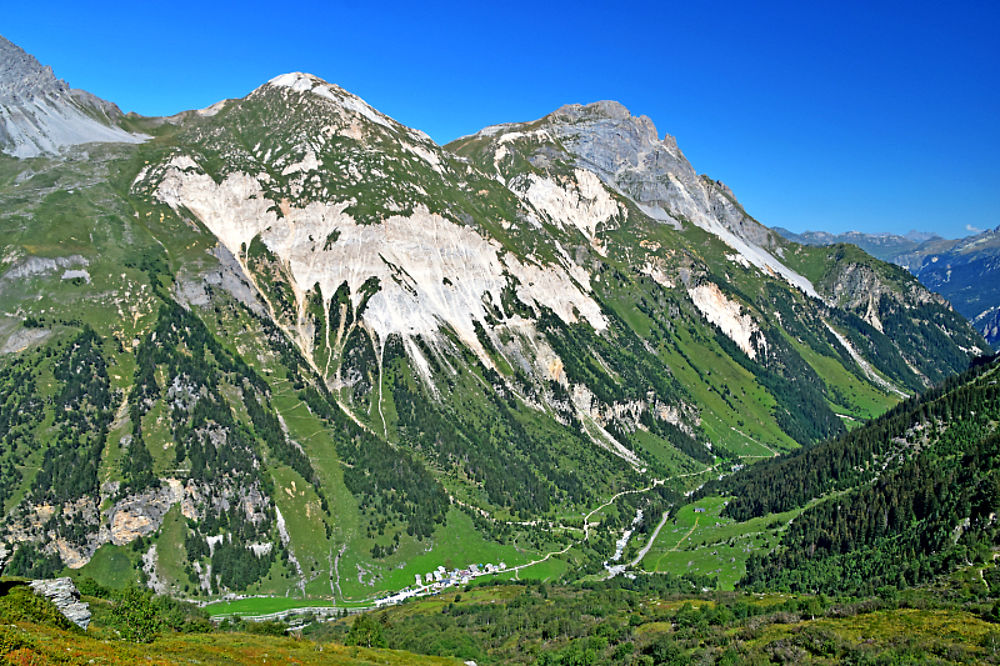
[75,577,112,599]
[108,586,160,643]
[151,595,212,634]
[0,585,72,630]
[346,613,386,648]
[245,621,287,637]
[644,632,683,665]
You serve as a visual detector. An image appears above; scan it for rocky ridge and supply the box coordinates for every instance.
[778,224,1000,347]
[0,35,146,157]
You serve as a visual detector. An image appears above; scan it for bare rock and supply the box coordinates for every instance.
[28,577,91,630]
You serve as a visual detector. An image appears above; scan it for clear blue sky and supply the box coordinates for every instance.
[6,1,998,238]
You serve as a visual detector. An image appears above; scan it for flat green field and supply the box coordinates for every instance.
[642,495,801,589]
[203,596,341,618]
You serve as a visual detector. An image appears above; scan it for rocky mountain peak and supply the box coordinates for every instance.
[0,34,146,158]
[0,35,64,104]
[261,72,403,129]
[548,100,666,152]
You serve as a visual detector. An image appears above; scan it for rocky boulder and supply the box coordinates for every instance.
[28,577,91,630]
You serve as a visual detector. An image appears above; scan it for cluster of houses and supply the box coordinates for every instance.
[373,561,507,608]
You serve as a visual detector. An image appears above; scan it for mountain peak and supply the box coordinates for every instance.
[548,99,662,146]
[553,99,632,121]
[0,34,146,158]
[259,71,408,136]
[265,71,329,91]
[0,34,63,104]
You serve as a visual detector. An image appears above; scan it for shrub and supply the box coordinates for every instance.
[346,613,386,648]
[245,621,287,637]
[75,577,112,599]
[108,585,160,643]
[0,585,71,630]
[0,625,35,656]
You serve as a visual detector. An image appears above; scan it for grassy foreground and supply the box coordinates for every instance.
[5,574,1000,664]
[1,621,459,665]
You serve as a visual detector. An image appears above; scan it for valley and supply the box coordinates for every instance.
[1,29,999,664]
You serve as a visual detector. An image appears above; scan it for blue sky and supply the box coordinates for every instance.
[6,1,997,238]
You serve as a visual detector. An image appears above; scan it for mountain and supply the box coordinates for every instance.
[0,38,990,606]
[773,228,942,262]
[695,352,1000,596]
[895,225,1000,347]
[0,36,146,157]
[776,225,1000,346]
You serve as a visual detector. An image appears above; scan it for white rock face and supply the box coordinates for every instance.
[519,169,623,247]
[542,102,820,299]
[281,149,321,176]
[152,157,606,367]
[688,283,762,359]
[29,578,91,629]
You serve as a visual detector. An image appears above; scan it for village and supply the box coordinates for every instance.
[373,561,507,607]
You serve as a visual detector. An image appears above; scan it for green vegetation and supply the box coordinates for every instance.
[0,576,457,664]
[316,578,1000,664]
[204,596,339,618]
[701,355,1000,596]
[0,61,990,622]
[642,496,802,590]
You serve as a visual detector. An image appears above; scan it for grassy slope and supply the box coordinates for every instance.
[330,582,1000,664]
[1,620,460,665]
[641,496,802,590]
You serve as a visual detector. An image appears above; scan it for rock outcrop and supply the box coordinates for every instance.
[0,34,146,157]
[28,578,91,630]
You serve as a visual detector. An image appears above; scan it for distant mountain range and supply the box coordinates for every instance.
[776,226,1000,346]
